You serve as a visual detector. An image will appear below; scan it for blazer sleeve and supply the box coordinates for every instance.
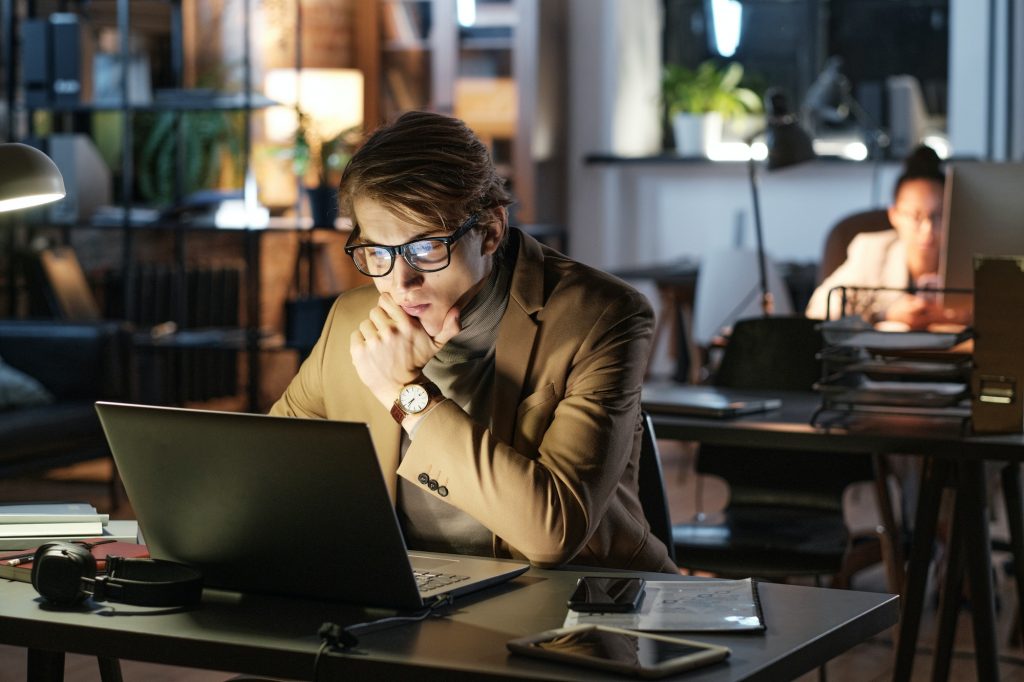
[268,299,339,419]
[397,290,654,568]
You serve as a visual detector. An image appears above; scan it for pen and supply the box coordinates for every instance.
[1,551,38,565]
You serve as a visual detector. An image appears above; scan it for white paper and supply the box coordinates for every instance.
[563,578,764,632]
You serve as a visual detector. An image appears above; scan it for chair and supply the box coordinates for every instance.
[636,411,676,564]
[819,208,892,282]
[671,316,899,589]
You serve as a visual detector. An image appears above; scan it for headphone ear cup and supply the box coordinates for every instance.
[31,542,96,607]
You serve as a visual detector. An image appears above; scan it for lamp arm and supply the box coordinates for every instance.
[842,92,890,153]
[746,156,773,316]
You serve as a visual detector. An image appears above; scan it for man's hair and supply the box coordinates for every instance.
[893,144,945,200]
[340,110,513,234]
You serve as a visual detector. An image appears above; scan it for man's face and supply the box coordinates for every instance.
[888,178,944,273]
[351,197,500,336]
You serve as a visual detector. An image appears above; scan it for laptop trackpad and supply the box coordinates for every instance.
[409,554,460,570]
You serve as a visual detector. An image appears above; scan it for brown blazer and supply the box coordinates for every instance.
[270,230,676,573]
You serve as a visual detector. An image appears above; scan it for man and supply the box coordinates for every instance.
[272,111,675,573]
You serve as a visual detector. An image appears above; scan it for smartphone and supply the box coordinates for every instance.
[567,577,646,613]
[507,624,730,678]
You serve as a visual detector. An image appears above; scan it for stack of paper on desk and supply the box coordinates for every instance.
[563,578,765,632]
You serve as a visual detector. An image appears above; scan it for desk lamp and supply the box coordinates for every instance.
[803,57,889,160]
[747,89,815,315]
[0,143,66,212]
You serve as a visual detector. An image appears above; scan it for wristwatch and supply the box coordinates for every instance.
[390,380,442,424]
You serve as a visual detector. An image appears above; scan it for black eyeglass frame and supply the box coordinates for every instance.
[344,213,481,277]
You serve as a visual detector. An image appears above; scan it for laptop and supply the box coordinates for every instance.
[94,402,529,610]
[641,385,782,418]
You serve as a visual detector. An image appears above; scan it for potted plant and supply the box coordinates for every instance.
[293,110,361,227]
[661,60,762,156]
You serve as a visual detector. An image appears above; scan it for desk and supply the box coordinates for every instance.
[0,569,896,681]
[647,388,1024,682]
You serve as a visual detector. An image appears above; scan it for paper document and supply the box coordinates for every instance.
[563,578,764,632]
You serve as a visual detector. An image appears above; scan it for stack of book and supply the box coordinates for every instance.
[0,502,137,550]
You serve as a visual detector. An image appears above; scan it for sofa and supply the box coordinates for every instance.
[0,319,132,504]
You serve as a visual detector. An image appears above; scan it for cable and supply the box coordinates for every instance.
[312,595,454,681]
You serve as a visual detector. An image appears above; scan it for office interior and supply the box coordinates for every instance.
[2,0,1024,680]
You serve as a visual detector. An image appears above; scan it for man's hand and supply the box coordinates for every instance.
[350,293,461,408]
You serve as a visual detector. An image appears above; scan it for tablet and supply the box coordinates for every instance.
[507,624,730,678]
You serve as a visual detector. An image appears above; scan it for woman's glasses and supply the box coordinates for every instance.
[344,213,480,277]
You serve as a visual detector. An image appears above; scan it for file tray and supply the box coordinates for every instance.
[821,323,972,352]
[814,378,969,408]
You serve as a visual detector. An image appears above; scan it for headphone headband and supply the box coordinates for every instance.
[31,542,203,608]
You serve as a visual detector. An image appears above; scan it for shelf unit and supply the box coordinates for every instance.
[2,0,270,411]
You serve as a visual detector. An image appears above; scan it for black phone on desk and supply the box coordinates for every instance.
[507,625,730,678]
[568,577,645,612]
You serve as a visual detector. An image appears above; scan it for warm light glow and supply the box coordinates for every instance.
[0,193,65,213]
[709,0,743,58]
[263,68,364,143]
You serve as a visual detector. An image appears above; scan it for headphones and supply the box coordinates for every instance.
[30,542,204,608]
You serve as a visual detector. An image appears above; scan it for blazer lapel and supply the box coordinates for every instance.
[492,231,545,446]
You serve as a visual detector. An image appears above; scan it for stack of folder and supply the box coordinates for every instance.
[0,502,137,550]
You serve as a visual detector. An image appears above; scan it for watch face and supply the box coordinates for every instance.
[399,384,430,414]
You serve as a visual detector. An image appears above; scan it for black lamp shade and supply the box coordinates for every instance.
[763,88,816,171]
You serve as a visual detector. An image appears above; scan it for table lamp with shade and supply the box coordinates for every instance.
[0,143,66,213]
[747,88,816,315]
[0,143,66,316]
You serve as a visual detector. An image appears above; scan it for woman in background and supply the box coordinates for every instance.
[806,145,952,329]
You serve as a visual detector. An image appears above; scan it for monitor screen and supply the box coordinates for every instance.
[940,162,1024,318]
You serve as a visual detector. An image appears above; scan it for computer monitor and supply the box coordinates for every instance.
[940,162,1024,318]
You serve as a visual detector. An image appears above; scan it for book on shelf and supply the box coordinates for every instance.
[0,540,149,584]
[0,520,139,551]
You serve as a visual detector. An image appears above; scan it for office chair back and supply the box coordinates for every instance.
[34,246,102,321]
[820,209,891,282]
[636,412,675,563]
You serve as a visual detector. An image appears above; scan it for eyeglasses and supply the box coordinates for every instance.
[344,213,480,277]
[895,208,943,229]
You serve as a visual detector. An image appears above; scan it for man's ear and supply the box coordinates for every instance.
[480,207,507,256]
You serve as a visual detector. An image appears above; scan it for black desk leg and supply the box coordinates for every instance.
[98,657,124,682]
[894,456,949,682]
[1001,463,1024,649]
[932,483,966,682]
[959,459,999,681]
[27,648,63,681]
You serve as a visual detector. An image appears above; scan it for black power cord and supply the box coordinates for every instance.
[312,594,454,681]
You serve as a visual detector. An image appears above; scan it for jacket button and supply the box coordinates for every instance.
[418,473,430,485]
[427,479,439,491]
[437,486,449,497]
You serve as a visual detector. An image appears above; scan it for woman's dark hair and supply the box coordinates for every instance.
[339,110,513,235]
[893,144,945,200]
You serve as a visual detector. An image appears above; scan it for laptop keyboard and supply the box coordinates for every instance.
[414,569,471,592]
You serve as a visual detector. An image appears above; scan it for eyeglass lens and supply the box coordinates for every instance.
[351,238,451,275]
